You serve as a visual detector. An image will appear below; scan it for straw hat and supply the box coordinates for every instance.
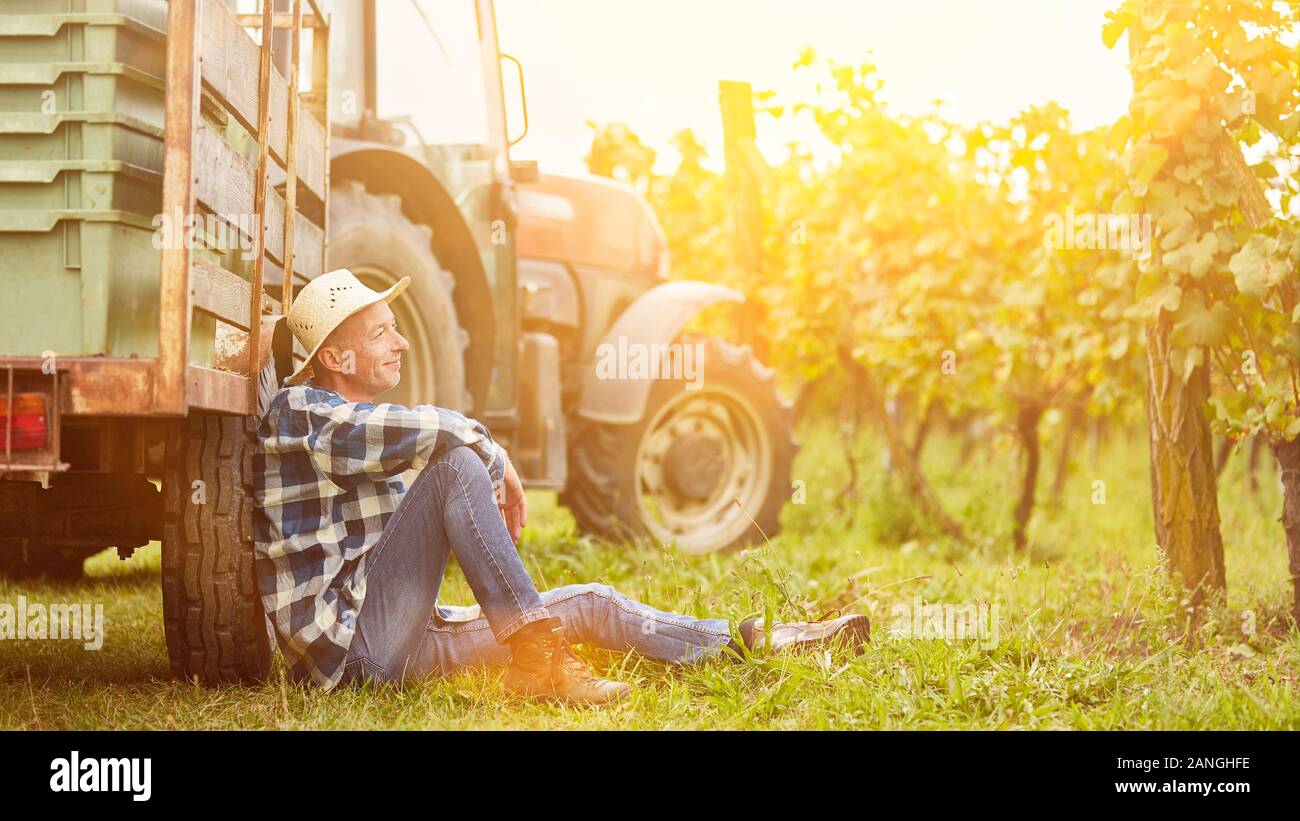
[282,268,411,386]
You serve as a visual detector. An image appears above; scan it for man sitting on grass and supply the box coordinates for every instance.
[254,268,870,705]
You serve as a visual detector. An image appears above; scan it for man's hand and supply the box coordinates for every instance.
[499,450,527,543]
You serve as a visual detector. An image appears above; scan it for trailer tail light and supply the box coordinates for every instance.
[0,392,48,451]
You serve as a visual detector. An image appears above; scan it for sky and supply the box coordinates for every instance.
[494,0,1134,175]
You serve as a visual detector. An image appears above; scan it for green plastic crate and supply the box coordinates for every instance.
[0,17,166,127]
[0,1,233,366]
[0,113,163,169]
[0,162,162,216]
[0,10,166,168]
[0,217,217,365]
[0,13,165,71]
[4,1,167,33]
[0,70,164,128]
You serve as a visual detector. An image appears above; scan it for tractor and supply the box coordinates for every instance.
[0,0,795,685]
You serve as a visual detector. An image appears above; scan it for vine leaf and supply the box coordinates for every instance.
[1170,293,1232,348]
[1228,235,1281,299]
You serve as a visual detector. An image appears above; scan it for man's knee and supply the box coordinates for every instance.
[435,444,486,472]
[423,446,500,512]
[429,445,492,489]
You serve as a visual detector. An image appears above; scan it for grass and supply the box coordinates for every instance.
[2,418,1297,729]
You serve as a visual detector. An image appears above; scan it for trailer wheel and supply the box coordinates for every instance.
[160,359,279,685]
[562,336,798,554]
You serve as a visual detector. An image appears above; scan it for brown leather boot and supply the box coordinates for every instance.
[502,617,632,705]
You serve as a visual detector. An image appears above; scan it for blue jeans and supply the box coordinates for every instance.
[338,445,739,687]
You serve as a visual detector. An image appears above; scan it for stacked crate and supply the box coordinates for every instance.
[0,0,220,363]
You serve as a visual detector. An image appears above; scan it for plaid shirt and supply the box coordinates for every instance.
[252,379,505,690]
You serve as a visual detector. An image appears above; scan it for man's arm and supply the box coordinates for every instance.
[305,398,505,489]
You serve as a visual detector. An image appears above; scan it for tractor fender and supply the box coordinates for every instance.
[577,280,743,424]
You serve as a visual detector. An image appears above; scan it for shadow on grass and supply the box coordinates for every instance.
[0,566,161,596]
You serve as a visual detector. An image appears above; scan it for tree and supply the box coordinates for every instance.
[1105,0,1298,619]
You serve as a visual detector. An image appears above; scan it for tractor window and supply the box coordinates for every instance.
[375,0,491,148]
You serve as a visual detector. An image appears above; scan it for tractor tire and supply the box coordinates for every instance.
[327,180,470,411]
[0,539,104,581]
[562,336,797,554]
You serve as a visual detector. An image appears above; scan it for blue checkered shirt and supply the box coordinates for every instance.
[252,379,505,690]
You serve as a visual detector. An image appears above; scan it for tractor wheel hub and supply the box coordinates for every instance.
[663,432,725,502]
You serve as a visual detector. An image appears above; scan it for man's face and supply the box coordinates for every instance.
[313,300,409,399]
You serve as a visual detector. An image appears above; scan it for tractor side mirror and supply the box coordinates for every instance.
[510,160,540,183]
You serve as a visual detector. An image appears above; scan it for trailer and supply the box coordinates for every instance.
[0,0,329,683]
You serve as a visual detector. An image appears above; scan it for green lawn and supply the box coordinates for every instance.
[2,420,1297,729]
